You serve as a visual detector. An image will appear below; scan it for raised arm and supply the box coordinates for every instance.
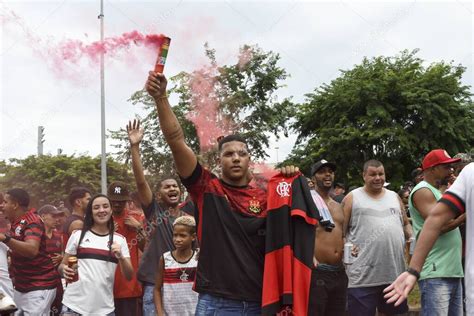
[127,119,153,206]
[145,72,197,178]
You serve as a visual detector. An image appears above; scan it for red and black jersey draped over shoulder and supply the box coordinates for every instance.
[262,173,320,316]
[181,163,267,302]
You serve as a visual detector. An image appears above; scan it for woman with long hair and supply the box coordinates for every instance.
[58,194,133,315]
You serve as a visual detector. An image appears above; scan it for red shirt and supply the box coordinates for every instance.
[9,212,57,292]
[113,209,144,299]
[45,230,63,255]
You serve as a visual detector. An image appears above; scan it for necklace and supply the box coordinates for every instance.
[173,249,194,282]
[179,268,189,282]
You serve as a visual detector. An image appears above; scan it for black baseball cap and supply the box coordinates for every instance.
[107,181,130,202]
[311,159,337,175]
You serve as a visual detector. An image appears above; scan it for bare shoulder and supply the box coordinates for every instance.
[341,192,353,208]
[328,199,344,222]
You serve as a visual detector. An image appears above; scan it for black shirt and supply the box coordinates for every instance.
[182,163,267,302]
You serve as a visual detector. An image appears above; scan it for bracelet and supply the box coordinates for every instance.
[406,267,420,280]
[156,94,168,100]
[2,234,11,244]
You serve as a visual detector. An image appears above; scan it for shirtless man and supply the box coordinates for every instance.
[309,159,347,316]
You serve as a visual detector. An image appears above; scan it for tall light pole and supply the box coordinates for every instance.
[99,0,107,194]
[275,146,279,164]
[37,126,45,156]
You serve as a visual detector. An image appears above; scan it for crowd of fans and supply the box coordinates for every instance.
[0,70,472,316]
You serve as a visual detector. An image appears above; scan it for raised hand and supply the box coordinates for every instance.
[145,71,167,99]
[279,165,300,177]
[383,272,417,306]
[127,119,144,146]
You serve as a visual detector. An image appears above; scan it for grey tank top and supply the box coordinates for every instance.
[346,187,406,288]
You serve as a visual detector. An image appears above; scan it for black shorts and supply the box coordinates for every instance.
[308,264,348,316]
[347,285,409,316]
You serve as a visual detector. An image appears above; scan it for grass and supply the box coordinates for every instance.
[408,282,421,309]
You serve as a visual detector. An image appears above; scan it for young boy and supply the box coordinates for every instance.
[154,216,198,316]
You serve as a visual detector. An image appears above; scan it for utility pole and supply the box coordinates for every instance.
[99,0,107,194]
[37,126,45,156]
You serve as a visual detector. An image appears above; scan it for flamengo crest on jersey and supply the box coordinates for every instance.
[249,197,262,214]
[276,181,291,197]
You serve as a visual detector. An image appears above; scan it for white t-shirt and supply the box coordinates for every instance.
[440,162,473,314]
[62,230,130,315]
[0,243,13,298]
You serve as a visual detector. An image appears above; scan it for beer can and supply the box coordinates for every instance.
[154,37,171,73]
[67,256,79,283]
[409,237,416,255]
[344,242,353,265]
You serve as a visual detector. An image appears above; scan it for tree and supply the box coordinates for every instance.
[110,44,294,183]
[287,49,474,188]
[0,155,134,208]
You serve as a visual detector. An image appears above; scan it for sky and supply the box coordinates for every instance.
[1,0,472,165]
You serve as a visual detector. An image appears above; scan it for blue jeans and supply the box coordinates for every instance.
[195,293,261,316]
[142,284,156,316]
[419,278,463,316]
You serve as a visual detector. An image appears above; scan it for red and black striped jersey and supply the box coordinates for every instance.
[181,163,267,302]
[45,230,63,255]
[262,173,320,315]
[9,212,57,292]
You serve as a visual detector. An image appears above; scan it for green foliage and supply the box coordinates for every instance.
[0,155,134,208]
[215,45,295,159]
[110,44,294,178]
[288,49,474,188]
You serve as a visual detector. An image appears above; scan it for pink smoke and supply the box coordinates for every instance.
[49,31,165,64]
[186,66,234,151]
[1,9,165,79]
[237,46,253,70]
[249,162,279,189]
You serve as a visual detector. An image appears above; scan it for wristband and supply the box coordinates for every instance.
[406,267,420,280]
[2,234,11,244]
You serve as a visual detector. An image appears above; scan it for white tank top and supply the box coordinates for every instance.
[162,250,198,315]
[346,188,406,288]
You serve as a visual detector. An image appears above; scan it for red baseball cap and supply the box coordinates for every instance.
[422,149,461,170]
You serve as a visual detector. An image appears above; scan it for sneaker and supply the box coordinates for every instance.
[0,292,17,313]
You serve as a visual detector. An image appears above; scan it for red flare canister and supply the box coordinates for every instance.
[154,36,171,73]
